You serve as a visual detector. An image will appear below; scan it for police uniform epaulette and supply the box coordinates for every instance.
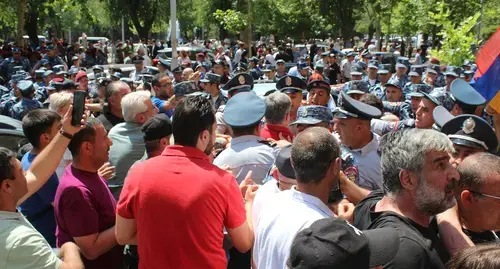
[257,140,277,147]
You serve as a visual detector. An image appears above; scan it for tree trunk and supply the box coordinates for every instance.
[368,25,375,41]
[17,0,27,46]
[26,10,39,46]
[375,18,382,51]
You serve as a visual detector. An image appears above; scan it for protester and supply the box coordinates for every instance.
[446,244,500,269]
[151,73,175,117]
[260,91,293,141]
[1,105,86,268]
[253,127,341,269]
[54,118,123,269]
[354,128,458,268]
[117,95,257,268]
[97,81,130,132]
[108,90,157,199]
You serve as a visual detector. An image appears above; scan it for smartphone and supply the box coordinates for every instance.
[72,90,86,126]
[328,181,343,204]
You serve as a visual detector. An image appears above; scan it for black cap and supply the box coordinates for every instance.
[441,114,497,152]
[307,80,331,94]
[275,145,295,179]
[335,92,382,120]
[450,79,486,106]
[141,113,173,141]
[132,55,144,64]
[172,66,184,74]
[276,75,307,94]
[222,73,254,94]
[289,218,400,269]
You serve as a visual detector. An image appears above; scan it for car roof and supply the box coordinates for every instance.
[0,115,22,131]
[157,46,212,53]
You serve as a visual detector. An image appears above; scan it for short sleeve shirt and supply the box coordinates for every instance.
[253,186,335,269]
[213,135,279,184]
[18,152,59,247]
[117,145,246,269]
[151,96,174,117]
[0,211,61,269]
[54,166,123,269]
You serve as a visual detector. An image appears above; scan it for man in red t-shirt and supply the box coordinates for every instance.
[116,95,257,268]
[260,91,295,142]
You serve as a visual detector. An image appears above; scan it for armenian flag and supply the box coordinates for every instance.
[473,27,500,102]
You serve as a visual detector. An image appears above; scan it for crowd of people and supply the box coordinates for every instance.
[0,34,499,269]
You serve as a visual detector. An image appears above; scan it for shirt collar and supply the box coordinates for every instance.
[349,133,379,156]
[290,186,334,217]
[161,145,209,161]
[265,124,292,134]
[231,135,261,145]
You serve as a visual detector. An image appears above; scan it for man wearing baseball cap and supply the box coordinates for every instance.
[0,47,31,79]
[289,218,399,269]
[289,105,334,134]
[387,56,410,89]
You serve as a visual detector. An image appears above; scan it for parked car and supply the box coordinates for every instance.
[0,115,29,158]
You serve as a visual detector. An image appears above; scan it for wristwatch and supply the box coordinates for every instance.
[59,129,74,139]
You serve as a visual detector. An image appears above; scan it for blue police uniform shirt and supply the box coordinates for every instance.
[42,54,65,69]
[369,83,385,99]
[9,98,43,120]
[0,56,31,79]
[18,152,59,247]
[151,96,174,117]
[0,96,17,116]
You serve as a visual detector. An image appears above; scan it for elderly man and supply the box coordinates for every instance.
[260,91,293,141]
[253,127,341,269]
[107,91,157,199]
[97,81,131,132]
[354,128,459,268]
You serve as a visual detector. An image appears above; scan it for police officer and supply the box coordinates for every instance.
[369,64,392,99]
[436,113,498,165]
[216,73,254,134]
[0,74,24,116]
[213,91,279,184]
[157,58,173,78]
[429,67,464,112]
[463,70,474,83]
[446,79,486,116]
[0,47,31,80]
[296,62,310,82]
[307,79,336,110]
[249,57,263,80]
[200,73,227,111]
[288,105,333,134]
[276,75,307,122]
[344,80,370,101]
[387,56,410,89]
[92,65,105,79]
[33,43,67,72]
[171,66,184,84]
[333,92,383,190]
[402,65,425,97]
[130,55,147,81]
[365,60,380,87]
[173,80,199,101]
[9,80,42,120]
[275,59,287,80]
[212,60,230,85]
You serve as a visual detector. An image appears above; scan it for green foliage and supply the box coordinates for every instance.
[429,10,481,66]
[213,9,247,35]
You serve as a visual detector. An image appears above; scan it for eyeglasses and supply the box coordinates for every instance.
[470,190,500,201]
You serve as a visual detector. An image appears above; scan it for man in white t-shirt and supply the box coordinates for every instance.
[0,107,85,269]
[233,42,245,65]
[252,145,296,229]
[253,127,342,269]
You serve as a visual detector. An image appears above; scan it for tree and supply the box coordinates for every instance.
[319,0,360,45]
[429,6,480,66]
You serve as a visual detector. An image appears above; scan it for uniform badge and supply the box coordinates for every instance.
[352,84,357,91]
[313,83,318,87]
[238,75,245,85]
[299,108,308,118]
[285,76,292,86]
[462,117,475,134]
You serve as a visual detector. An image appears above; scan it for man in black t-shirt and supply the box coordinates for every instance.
[97,81,130,132]
[354,128,459,269]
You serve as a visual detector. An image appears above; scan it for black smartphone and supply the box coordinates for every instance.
[72,90,86,126]
[328,181,344,204]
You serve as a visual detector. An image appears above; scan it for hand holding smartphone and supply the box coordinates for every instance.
[72,90,86,126]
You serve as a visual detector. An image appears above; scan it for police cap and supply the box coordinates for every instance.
[222,73,254,94]
[396,57,410,69]
[407,84,432,98]
[432,105,454,130]
[441,114,497,152]
[132,56,144,64]
[409,65,425,77]
[444,66,461,77]
[307,80,330,94]
[334,92,382,120]
[450,78,486,107]
[17,80,34,95]
[223,91,265,128]
[289,105,333,126]
[345,80,370,95]
[158,57,171,68]
[174,81,198,97]
[200,73,221,84]
[377,64,391,75]
[368,60,380,69]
